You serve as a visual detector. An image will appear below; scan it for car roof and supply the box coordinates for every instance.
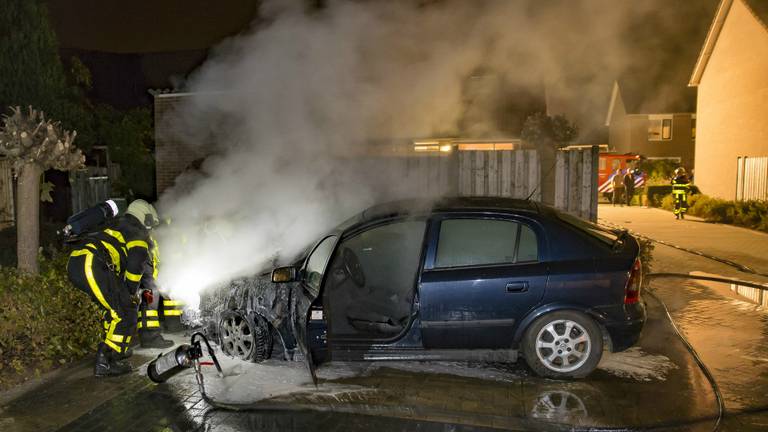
[354,196,542,225]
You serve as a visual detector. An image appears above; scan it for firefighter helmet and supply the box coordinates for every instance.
[126,199,160,229]
[674,167,686,176]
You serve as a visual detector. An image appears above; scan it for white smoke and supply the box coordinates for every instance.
[153,0,677,308]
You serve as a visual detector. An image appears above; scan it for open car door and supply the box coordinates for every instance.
[290,235,339,384]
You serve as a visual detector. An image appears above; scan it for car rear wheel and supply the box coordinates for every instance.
[220,311,273,362]
[522,311,603,379]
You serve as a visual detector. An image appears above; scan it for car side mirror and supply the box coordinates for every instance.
[272,266,298,283]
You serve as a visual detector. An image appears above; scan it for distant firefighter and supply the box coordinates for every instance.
[611,168,625,206]
[671,167,691,220]
[623,169,636,207]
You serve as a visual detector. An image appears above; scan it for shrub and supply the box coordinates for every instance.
[0,252,102,389]
[646,185,700,207]
[653,193,768,233]
[638,159,680,185]
[637,238,654,279]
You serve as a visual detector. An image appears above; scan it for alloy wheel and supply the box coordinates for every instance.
[220,313,255,360]
[534,319,592,373]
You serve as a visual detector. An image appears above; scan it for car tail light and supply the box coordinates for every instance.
[624,258,642,304]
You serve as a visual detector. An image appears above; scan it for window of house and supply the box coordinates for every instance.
[648,115,673,141]
[435,219,538,268]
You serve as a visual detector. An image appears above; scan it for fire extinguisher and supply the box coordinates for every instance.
[147,332,222,383]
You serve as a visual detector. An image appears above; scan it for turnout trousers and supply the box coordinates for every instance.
[137,286,161,332]
[673,191,688,216]
[67,246,137,354]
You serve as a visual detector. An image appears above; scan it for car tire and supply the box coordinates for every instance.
[219,311,273,362]
[522,311,603,379]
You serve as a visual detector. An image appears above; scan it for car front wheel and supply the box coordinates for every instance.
[220,311,273,362]
[522,311,603,379]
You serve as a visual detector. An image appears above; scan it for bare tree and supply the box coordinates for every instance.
[0,106,84,273]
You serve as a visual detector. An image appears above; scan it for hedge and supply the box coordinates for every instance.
[0,253,102,390]
[645,185,700,207]
[660,194,768,233]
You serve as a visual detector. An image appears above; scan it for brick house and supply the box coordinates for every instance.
[153,91,210,196]
[604,80,696,169]
[689,0,768,200]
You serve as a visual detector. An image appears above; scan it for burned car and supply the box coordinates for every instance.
[201,197,645,379]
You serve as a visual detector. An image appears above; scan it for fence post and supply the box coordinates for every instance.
[554,151,566,209]
[0,159,14,228]
[587,145,599,221]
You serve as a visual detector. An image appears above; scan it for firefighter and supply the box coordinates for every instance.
[136,234,174,348]
[160,296,186,332]
[67,199,160,377]
[671,167,691,219]
[611,168,625,206]
[623,169,636,206]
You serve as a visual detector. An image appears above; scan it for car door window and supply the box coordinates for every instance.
[517,224,539,262]
[304,235,338,296]
[435,219,538,268]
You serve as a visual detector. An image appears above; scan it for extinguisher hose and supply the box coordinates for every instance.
[189,332,295,411]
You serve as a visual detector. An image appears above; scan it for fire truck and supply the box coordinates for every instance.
[598,153,646,197]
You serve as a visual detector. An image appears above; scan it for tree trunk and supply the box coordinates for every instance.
[16,163,41,274]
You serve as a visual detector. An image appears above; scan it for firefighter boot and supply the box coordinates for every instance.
[139,330,174,349]
[94,343,132,377]
[113,347,133,360]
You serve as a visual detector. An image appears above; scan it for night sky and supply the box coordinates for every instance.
[44,0,720,135]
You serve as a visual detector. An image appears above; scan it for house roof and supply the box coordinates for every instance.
[605,79,696,125]
[689,0,768,86]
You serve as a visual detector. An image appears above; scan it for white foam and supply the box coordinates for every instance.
[598,347,678,381]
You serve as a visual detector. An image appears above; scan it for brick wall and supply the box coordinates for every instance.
[153,93,209,196]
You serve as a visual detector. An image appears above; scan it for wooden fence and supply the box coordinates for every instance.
[0,159,14,228]
[736,156,768,201]
[367,147,597,220]
[554,146,599,221]
[457,150,540,200]
[70,169,111,214]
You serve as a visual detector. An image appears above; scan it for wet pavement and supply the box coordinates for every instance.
[601,203,768,430]
[1,288,720,432]
[651,277,768,431]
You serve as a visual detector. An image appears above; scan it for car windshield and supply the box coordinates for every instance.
[556,210,619,246]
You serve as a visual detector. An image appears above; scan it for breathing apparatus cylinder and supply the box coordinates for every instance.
[147,344,200,383]
[62,200,119,237]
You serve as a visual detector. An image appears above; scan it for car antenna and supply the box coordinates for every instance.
[525,157,558,202]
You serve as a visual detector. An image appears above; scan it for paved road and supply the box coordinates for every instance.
[599,204,768,275]
[600,203,768,430]
[0,293,719,432]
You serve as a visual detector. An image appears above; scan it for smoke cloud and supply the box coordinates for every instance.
[154,0,714,307]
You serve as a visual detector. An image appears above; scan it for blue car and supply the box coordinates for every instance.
[203,197,645,380]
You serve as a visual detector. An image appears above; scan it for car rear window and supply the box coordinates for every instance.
[435,219,538,268]
[556,211,618,246]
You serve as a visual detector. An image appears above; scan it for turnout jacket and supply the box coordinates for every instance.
[140,235,160,291]
[671,175,691,195]
[79,215,152,294]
